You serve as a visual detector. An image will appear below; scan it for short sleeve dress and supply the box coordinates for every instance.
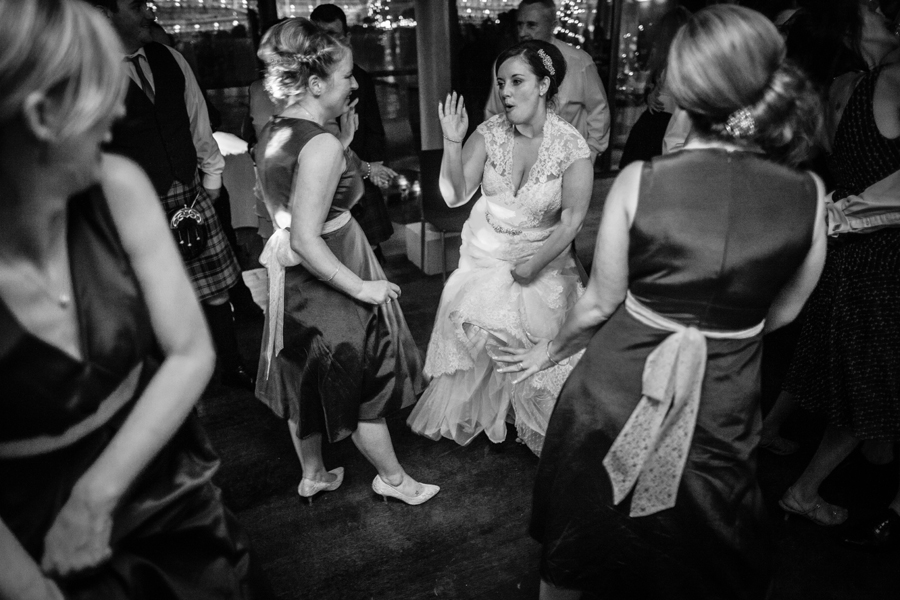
[407,113,590,455]
[531,149,818,598]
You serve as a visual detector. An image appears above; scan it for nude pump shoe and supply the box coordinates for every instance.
[372,474,440,505]
[298,467,344,504]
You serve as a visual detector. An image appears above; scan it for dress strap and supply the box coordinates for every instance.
[602,292,763,517]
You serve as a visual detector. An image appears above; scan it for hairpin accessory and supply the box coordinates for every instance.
[537,49,555,76]
[724,108,757,138]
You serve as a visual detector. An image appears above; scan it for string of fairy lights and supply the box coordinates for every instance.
[151,1,591,39]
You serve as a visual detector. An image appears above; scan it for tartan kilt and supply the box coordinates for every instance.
[161,175,240,301]
[350,180,393,246]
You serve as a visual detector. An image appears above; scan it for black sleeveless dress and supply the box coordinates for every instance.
[254,117,423,443]
[783,66,900,440]
[0,187,269,599]
[530,149,818,598]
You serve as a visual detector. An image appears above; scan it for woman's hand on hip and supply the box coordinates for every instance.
[491,335,553,384]
[438,92,468,143]
[40,481,115,578]
[357,280,401,305]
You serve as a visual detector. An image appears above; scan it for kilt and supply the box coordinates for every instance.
[161,175,240,301]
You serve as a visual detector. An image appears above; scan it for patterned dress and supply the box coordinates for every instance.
[783,65,900,440]
[408,113,589,455]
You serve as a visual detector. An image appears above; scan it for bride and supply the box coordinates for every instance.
[408,40,593,455]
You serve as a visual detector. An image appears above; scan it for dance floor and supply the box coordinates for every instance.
[200,176,898,599]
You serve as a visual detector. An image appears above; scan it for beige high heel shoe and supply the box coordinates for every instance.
[372,474,440,505]
[298,467,344,505]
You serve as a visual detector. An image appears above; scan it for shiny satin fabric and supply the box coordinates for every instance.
[532,306,772,599]
[628,149,817,330]
[255,217,424,443]
[531,149,818,598]
[0,187,269,599]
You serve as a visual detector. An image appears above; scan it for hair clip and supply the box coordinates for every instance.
[537,48,555,77]
[724,107,757,138]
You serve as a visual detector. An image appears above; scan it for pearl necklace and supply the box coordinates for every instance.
[0,259,72,309]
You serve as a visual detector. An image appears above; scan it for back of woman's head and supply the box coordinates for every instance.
[0,0,125,139]
[495,40,567,106]
[667,4,822,165]
[258,18,350,104]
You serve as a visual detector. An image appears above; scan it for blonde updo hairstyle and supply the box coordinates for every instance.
[667,5,822,165]
[0,0,126,140]
[258,18,351,105]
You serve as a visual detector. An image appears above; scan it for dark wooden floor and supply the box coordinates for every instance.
[201,177,899,599]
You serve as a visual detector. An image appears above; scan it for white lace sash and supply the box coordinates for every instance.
[260,211,351,377]
[602,292,764,517]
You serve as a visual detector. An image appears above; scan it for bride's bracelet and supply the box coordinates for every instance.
[443,134,463,144]
[546,341,568,367]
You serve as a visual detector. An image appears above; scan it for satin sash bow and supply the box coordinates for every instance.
[260,211,351,377]
[602,292,763,517]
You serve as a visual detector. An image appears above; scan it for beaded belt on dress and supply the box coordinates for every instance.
[260,211,351,377]
[602,292,763,517]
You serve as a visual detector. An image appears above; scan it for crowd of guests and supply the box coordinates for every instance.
[1,0,898,599]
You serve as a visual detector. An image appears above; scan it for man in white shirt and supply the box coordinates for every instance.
[484,0,610,163]
[88,0,253,390]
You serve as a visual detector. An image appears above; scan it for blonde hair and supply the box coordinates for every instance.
[0,0,126,140]
[667,5,822,165]
[258,18,350,104]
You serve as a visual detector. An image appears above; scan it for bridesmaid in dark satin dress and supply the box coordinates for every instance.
[494,7,827,599]
[0,2,270,598]
[253,19,437,506]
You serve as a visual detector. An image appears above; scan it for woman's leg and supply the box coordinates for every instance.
[539,580,582,600]
[287,421,336,483]
[352,419,425,497]
[790,425,859,505]
[760,390,799,453]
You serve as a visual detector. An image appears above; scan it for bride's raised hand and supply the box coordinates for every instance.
[438,92,468,143]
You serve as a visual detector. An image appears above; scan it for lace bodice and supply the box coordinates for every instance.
[477,113,590,231]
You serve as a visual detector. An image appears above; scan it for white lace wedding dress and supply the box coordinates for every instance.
[407,113,589,455]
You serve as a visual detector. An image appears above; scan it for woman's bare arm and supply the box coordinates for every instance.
[495,161,643,381]
[40,154,216,577]
[438,92,486,207]
[764,173,827,333]
[289,134,398,305]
